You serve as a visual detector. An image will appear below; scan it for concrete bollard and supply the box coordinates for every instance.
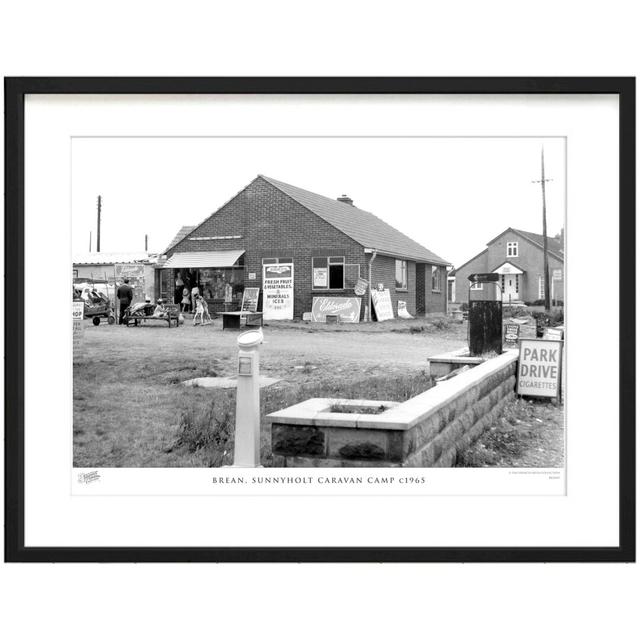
[232,329,264,467]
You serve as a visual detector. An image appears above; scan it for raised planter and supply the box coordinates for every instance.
[267,350,519,468]
[427,347,484,379]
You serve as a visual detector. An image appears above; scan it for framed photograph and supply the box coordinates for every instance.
[4,77,635,562]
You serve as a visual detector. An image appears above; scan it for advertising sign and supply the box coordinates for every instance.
[262,264,294,320]
[517,338,563,398]
[354,277,368,296]
[313,267,328,288]
[311,297,361,323]
[73,301,84,348]
[504,323,520,347]
[371,289,394,321]
[241,287,260,313]
[552,269,563,280]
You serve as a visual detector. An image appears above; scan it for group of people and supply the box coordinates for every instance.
[115,276,211,326]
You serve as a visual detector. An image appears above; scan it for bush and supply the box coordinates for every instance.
[430,316,451,330]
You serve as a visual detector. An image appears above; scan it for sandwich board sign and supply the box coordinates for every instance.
[371,288,394,321]
[73,301,85,348]
[517,338,563,399]
[504,323,520,347]
[241,287,260,313]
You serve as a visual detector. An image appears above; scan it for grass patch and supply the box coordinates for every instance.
[169,371,434,467]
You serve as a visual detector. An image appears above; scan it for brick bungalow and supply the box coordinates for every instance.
[155,175,450,320]
[453,228,564,304]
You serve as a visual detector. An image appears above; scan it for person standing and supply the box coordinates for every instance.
[191,282,200,312]
[116,278,134,324]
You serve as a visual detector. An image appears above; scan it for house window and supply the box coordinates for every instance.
[538,275,545,299]
[470,282,483,291]
[395,260,408,290]
[312,256,345,289]
[431,265,441,292]
[262,257,293,265]
[501,274,505,293]
[507,242,518,257]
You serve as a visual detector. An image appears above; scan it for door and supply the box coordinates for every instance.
[500,274,520,302]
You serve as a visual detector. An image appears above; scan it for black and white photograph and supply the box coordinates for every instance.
[72,137,566,473]
[6,78,632,562]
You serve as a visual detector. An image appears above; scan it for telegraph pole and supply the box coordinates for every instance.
[89,231,92,252]
[532,148,552,312]
[96,195,102,253]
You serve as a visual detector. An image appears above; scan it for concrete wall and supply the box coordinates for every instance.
[268,351,518,467]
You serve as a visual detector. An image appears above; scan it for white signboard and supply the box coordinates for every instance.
[313,267,328,288]
[371,288,394,321]
[517,338,563,398]
[73,301,85,348]
[262,264,294,320]
[311,297,361,323]
[552,269,563,280]
[397,300,413,319]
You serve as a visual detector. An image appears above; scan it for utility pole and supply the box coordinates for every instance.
[532,148,552,312]
[145,234,148,252]
[89,231,92,252]
[96,195,102,253]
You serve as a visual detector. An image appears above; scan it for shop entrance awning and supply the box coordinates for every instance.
[163,250,245,269]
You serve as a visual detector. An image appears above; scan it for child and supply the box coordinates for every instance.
[193,294,205,326]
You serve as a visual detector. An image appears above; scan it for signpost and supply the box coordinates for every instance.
[311,297,361,323]
[241,287,260,313]
[371,288,394,321]
[516,338,563,399]
[262,264,294,320]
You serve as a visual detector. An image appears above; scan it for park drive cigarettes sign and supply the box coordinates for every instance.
[517,338,563,398]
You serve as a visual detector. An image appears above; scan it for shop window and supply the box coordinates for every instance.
[431,265,441,292]
[312,256,345,289]
[395,260,407,290]
[507,242,518,257]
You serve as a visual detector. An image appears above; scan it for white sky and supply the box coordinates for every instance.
[71,137,565,267]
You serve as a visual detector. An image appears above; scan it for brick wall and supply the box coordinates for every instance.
[168,177,369,318]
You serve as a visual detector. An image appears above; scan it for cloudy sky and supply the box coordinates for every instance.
[72,136,565,268]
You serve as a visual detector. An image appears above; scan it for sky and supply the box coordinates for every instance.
[71,137,565,268]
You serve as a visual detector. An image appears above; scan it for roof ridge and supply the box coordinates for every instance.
[259,175,450,265]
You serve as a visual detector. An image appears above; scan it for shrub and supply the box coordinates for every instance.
[430,317,451,330]
[526,298,564,307]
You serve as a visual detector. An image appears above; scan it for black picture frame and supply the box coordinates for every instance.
[4,77,635,563]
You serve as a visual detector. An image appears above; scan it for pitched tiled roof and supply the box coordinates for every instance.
[512,228,564,259]
[260,175,450,265]
[164,225,197,254]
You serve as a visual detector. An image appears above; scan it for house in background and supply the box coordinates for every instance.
[453,228,564,304]
[155,175,451,319]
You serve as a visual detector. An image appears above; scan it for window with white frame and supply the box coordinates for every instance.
[395,259,408,290]
[506,241,518,257]
[470,281,483,291]
[312,256,345,289]
[262,257,293,265]
[538,275,545,299]
[431,265,442,292]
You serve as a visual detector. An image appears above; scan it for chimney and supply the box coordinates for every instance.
[337,194,354,206]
